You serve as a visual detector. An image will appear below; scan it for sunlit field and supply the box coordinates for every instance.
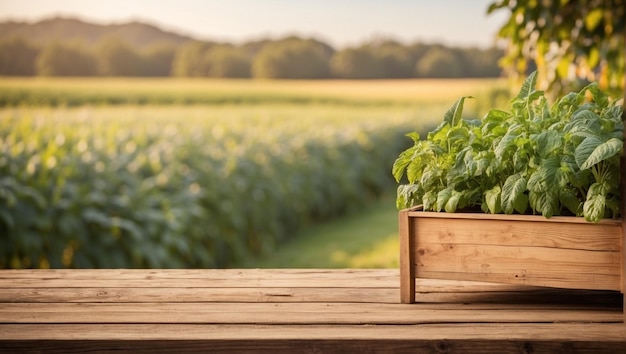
[0,77,509,111]
[0,78,511,269]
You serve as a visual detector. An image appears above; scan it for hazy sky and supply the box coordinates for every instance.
[0,0,508,48]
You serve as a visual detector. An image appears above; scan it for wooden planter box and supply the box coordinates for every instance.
[399,206,625,306]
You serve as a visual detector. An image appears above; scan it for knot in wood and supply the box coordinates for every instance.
[435,340,450,353]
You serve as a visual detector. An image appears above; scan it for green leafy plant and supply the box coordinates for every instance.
[393,71,623,222]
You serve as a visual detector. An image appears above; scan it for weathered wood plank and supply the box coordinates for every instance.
[0,269,553,291]
[1,302,621,324]
[399,208,415,303]
[0,268,396,280]
[0,269,400,288]
[411,216,622,250]
[414,243,621,290]
[1,323,625,341]
[407,210,623,225]
[2,338,625,354]
[0,287,397,304]
[2,324,625,353]
[0,269,623,352]
[1,287,619,305]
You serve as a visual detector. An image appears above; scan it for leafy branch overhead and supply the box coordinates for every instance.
[393,71,624,222]
[488,0,625,97]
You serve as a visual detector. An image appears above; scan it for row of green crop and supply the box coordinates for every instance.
[0,86,409,107]
[0,106,432,268]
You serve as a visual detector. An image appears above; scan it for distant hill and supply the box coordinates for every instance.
[0,17,195,48]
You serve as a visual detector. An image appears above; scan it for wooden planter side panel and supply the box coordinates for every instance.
[400,209,623,303]
[399,209,415,304]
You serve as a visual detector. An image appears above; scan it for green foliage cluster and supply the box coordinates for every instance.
[488,0,625,97]
[0,17,502,79]
[252,39,332,79]
[0,36,175,77]
[0,107,422,268]
[393,72,623,222]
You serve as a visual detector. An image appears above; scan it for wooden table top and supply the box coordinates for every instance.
[0,269,624,353]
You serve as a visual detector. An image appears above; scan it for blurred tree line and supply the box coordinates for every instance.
[0,34,502,79]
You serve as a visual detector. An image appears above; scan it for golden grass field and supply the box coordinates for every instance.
[0,77,510,108]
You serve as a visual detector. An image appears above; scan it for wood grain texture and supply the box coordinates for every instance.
[2,323,625,341]
[399,208,415,303]
[407,209,623,225]
[0,269,624,352]
[410,216,621,250]
[3,338,625,354]
[1,302,621,324]
[408,213,623,291]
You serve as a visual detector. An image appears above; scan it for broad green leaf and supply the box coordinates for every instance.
[485,157,502,178]
[603,105,623,121]
[395,187,407,210]
[572,109,601,122]
[450,149,470,176]
[484,185,502,214]
[430,127,452,148]
[422,190,437,211]
[516,71,538,99]
[494,127,519,159]
[392,145,417,182]
[583,182,608,222]
[599,118,618,135]
[474,156,490,177]
[446,126,469,146]
[513,149,530,172]
[513,193,529,214]
[420,166,437,190]
[575,137,622,170]
[606,197,620,219]
[552,92,579,114]
[533,130,562,158]
[445,190,461,213]
[560,189,582,216]
[436,187,453,212]
[406,158,423,184]
[405,132,420,142]
[465,119,482,128]
[527,157,561,192]
[482,109,511,123]
[559,154,578,173]
[529,190,559,218]
[443,96,472,128]
[568,169,592,189]
[568,110,602,137]
[428,120,449,140]
[501,173,527,214]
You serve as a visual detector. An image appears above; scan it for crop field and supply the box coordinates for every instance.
[0,78,509,269]
[0,77,509,109]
